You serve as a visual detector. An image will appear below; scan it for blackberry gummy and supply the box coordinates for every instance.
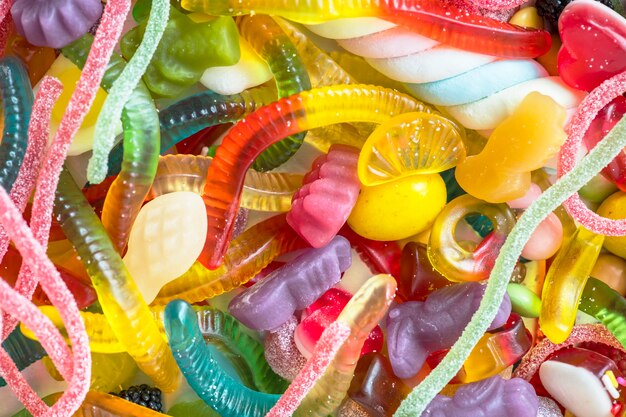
[536,0,615,29]
[111,384,163,412]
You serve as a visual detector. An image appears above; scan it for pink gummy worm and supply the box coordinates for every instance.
[1,0,130,337]
[0,278,73,415]
[559,69,626,236]
[0,187,91,417]
[266,321,351,417]
[0,78,63,339]
[0,77,60,267]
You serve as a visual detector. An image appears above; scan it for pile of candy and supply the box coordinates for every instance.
[3,0,626,415]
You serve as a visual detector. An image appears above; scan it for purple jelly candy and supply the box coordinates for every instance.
[386,282,512,379]
[228,236,351,331]
[423,376,538,417]
[12,0,103,49]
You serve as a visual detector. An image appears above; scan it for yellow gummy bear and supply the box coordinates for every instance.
[455,92,566,203]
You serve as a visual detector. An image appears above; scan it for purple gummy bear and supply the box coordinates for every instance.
[229,236,351,331]
[422,376,538,417]
[386,282,511,379]
[12,0,103,49]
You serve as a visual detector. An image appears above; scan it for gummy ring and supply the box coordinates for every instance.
[427,194,516,282]
[559,69,626,236]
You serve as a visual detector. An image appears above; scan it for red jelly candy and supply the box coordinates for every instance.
[295,288,384,358]
[558,0,626,91]
[584,96,626,191]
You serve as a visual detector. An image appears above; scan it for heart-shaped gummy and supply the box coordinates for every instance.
[558,0,626,91]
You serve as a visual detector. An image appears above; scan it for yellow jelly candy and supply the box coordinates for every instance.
[509,7,544,29]
[358,112,466,187]
[455,92,567,203]
[123,191,208,304]
[347,173,446,241]
[43,55,122,156]
[597,191,626,259]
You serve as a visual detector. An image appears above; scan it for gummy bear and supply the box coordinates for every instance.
[455,92,567,203]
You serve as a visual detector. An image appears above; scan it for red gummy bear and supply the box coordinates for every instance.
[558,0,626,91]
[294,288,384,358]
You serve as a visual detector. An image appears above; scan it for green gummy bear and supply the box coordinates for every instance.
[121,8,240,97]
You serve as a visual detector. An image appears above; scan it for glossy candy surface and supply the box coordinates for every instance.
[455,92,567,203]
[287,145,360,247]
[427,195,516,282]
[228,236,351,331]
[11,0,102,49]
[386,282,512,379]
[540,227,604,344]
[558,0,626,91]
[121,8,240,97]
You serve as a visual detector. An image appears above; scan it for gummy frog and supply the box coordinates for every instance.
[121,7,240,97]
[455,92,567,203]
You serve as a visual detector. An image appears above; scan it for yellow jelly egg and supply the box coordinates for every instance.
[597,191,626,259]
[347,173,446,241]
[43,55,122,156]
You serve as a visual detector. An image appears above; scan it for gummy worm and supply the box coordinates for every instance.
[20,307,126,354]
[237,15,311,171]
[0,329,47,388]
[154,213,306,305]
[25,304,289,393]
[164,299,281,417]
[559,69,626,236]
[274,19,375,152]
[106,85,277,177]
[199,84,429,269]
[62,34,161,253]
[89,0,169,184]
[266,321,351,417]
[53,168,180,392]
[296,274,396,416]
[180,0,551,58]
[393,96,626,417]
[0,280,66,415]
[154,305,288,394]
[275,18,355,88]
[580,277,626,349]
[8,0,129,333]
[0,77,60,303]
[149,154,303,213]
[0,56,33,192]
[0,187,91,417]
[3,79,64,339]
[45,391,168,417]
